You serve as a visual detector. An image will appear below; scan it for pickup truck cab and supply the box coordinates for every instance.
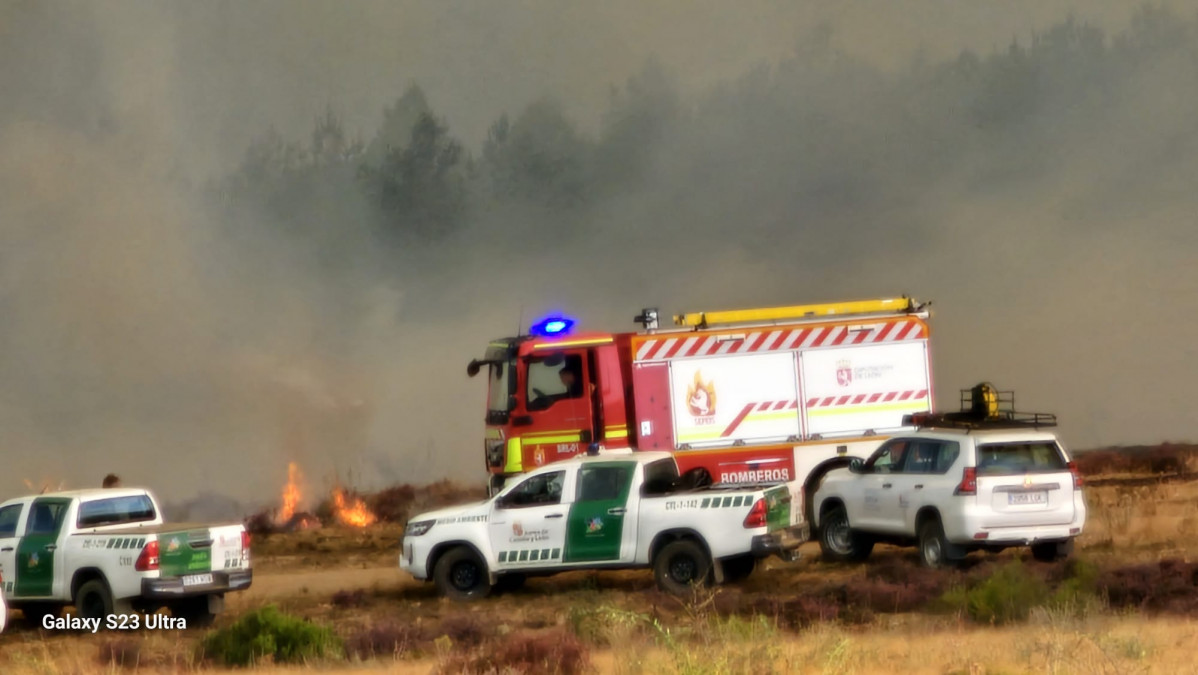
[813,425,1086,567]
[0,488,251,628]
[400,450,808,599]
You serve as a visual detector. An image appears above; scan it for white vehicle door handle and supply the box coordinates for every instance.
[545,513,564,519]
[914,485,924,490]
[43,544,57,552]
[607,508,627,516]
[882,483,892,489]
[0,546,12,552]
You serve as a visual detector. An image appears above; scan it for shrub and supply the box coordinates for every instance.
[438,628,589,675]
[345,621,423,659]
[332,589,368,608]
[198,605,343,666]
[941,561,1048,624]
[1099,559,1198,614]
[97,638,142,668]
[369,484,417,523]
[439,614,490,647]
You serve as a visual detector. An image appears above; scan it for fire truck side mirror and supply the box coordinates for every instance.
[467,360,482,377]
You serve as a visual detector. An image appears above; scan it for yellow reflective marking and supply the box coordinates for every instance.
[806,400,929,417]
[605,428,629,438]
[523,429,583,438]
[532,337,613,349]
[504,438,523,473]
[523,435,582,445]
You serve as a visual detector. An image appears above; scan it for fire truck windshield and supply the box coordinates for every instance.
[487,359,516,413]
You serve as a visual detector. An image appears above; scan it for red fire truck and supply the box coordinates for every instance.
[468,296,934,519]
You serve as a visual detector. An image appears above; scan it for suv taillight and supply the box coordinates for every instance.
[954,466,977,496]
[1067,461,1083,489]
[135,540,159,571]
[242,531,251,561]
[743,498,767,528]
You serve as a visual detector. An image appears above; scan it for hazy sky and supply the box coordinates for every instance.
[2,0,1196,510]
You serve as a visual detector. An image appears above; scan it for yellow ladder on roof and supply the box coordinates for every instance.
[673,297,918,328]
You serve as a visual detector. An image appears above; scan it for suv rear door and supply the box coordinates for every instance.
[974,440,1075,527]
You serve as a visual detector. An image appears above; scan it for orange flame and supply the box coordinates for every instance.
[276,462,302,525]
[331,488,376,528]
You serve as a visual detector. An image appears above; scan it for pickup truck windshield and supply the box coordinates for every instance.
[977,441,1067,476]
[77,495,157,528]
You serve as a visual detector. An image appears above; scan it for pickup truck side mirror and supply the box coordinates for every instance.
[848,458,865,474]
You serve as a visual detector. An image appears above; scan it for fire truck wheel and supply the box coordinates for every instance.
[434,546,493,601]
[819,505,874,562]
[720,555,757,583]
[654,539,711,596]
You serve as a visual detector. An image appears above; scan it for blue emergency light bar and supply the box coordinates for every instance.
[530,316,575,337]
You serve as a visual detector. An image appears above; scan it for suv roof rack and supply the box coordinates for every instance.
[902,382,1057,431]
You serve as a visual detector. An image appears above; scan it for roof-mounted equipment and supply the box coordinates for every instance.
[903,382,1057,430]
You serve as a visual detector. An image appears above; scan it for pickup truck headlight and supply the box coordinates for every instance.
[405,520,435,537]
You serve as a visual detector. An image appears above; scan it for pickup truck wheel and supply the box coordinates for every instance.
[75,579,117,622]
[434,547,492,601]
[654,540,711,596]
[819,506,874,562]
[721,555,756,583]
[918,519,954,569]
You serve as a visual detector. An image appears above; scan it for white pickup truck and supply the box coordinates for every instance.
[400,450,808,599]
[0,488,252,629]
[813,422,1086,568]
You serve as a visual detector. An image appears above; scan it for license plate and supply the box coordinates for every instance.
[182,574,213,587]
[1008,491,1047,505]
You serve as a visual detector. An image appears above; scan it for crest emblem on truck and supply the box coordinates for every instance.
[168,537,180,553]
[836,360,853,387]
[28,552,39,568]
[587,517,603,533]
[686,371,717,418]
[512,522,524,537]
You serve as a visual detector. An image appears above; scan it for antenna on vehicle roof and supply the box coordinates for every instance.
[516,305,525,337]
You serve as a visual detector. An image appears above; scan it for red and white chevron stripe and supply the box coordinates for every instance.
[805,389,929,408]
[634,319,926,362]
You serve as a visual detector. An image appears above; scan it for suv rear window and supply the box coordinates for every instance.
[77,495,157,528]
[977,441,1067,476]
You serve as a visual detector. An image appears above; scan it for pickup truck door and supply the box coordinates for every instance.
[855,440,909,531]
[0,502,27,598]
[564,461,637,563]
[15,497,71,598]
[897,440,961,533]
[488,470,571,568]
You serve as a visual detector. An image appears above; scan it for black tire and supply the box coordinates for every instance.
[653,539,712,596]
[171,597,217,627]
[75,579,115,622]
[433,546,492,601]
[19,602,63,627]
[1031,540,1073,563]
[918,518,953,568]
[721,555,757,584]
[494,573,526,594]
[818,505,874,562]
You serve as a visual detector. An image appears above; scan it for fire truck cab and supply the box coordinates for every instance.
[469,297,936,521]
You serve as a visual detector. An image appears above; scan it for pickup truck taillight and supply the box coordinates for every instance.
[1067,461,1083,489]
[242,531,251,561]
[954,467,977,496]
[743,498,767,528]
[135,540,159,572]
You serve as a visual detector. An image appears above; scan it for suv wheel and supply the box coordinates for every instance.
[918,518,953,568]
[818,505,874,562]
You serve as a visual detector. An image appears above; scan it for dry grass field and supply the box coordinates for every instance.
[3,444,1198,674]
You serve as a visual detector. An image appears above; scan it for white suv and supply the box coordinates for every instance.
[813,427,1086,567]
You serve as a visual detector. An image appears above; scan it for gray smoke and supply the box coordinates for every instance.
[1,1,1196,506]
